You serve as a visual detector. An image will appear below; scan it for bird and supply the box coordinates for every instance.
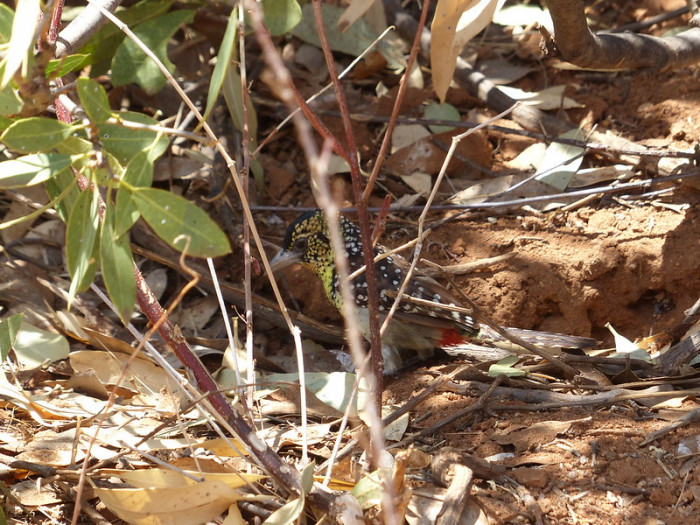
[269,209,596,374]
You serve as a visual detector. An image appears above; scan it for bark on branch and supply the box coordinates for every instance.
[544,0,700,70]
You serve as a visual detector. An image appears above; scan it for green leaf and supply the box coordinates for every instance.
[0,85,22,116]
[131,188,231,258]
[111,10,195,95]
[291,4,405,70]
[97,111,168,164]
[352,468,392,509]
[262,497,304,525]
[81,0,174,77]
[423,101,460,133]
[607,323,654,363]
[0,153,72,188]
[202,7,237,123]
[267,372,356,414]
[262,0,302,36]
[0,115,12,131]
[114,151,153,236]
[0,63,22,115]
[77,77,112,124]
[534,127,586,191]
[54,134,126,187]
[488,356,528,377]
[300,461,315,495]
[1,0,40,88]
[1,118,73,154]
[222,66,258,146]
[0,3,15,43]
[222,65,260,190]
[45,167,81,221]
[0,313,23,362]
[101,206,135,324]
[46,54,90,78]
[66,188,101,294]
[12,321,70,368]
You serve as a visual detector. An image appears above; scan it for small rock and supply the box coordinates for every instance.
[512,467,548,489]
[649,487,675,507]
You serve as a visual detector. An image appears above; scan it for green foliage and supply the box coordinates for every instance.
[129,188,231,258]
[46,54,90,78]
[97,111,169,164]
[77,78,112,124]
[115,151,153,236]
[262,0,302,36]
[1,0,40,88]
[0,64,23,115]
[423,101,460,133]
[0,153,73,188]
[81,0,175,76]
[0,3,14,42]
[1,118,74,154]
[0,1,238,326]
[111,9,195,94]
[0,313,23,362]
[203,8,238,124]
[208,9,263,189]
[66,186,101,296]
[100,205,136,323]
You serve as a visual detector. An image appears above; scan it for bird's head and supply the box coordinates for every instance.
[269,210,334,276]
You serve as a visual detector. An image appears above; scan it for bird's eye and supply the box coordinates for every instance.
[293,235,308,251]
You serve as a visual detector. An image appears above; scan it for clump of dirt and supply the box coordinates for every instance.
[429,202,700,343]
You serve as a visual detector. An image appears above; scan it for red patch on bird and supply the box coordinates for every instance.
[437,328,464,347]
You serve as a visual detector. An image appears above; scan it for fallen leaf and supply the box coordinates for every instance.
[492,420,574,453]
[93,480,239,525]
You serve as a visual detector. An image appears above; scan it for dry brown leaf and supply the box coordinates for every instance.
[401,171,432,196]
[96,466,264,490]
[14,428,112,466]
[431,0,505,102]
[69,350,187,410]
[10,479,62,506]
[93,480,239,525]
[492,420,574,453]
[406,485,488,525]
[199,437,249,457]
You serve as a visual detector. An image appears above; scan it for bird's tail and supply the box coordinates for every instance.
[478,325,598,349]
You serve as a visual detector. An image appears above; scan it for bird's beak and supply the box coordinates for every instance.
[268,249,302,274]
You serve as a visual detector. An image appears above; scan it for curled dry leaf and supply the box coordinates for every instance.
[431,0,506,102]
